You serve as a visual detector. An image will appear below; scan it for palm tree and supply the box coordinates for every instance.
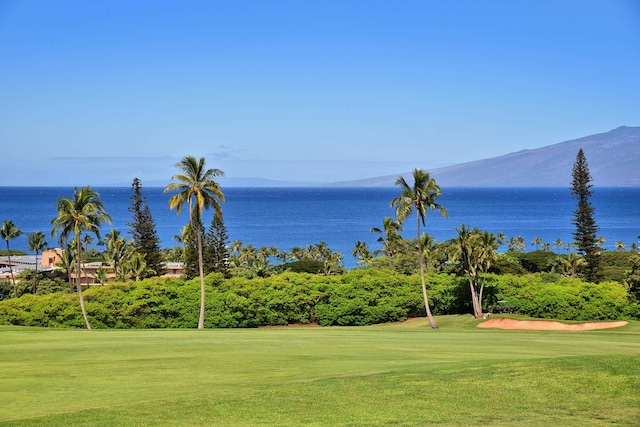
[371,217,403,269]
[322,251,343,275]
[51,187,112,330]
[550,253,586,278]
[507,236,526,252]
[26,231,48,293]
[1,220,22,298]
[531,236,543,250]
[352,241,372,266]
[553,238,564,254]
[391,169,447,329]
[164,156,225,329]
[615,241,626,252]
[105,230,131,281]
[419,232,436,271]
[94,267,109,285]
[55,245,76,293]
[476,230,498,314]
[450,226,498,318]
[126,252,147,281]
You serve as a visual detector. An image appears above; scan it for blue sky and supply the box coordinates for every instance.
[1,0,639,186]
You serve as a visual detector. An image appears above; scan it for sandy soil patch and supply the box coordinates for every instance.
[478,318,628,331]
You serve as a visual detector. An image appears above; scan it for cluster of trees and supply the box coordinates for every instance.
[1,179,167,329]
[2,150,639,329]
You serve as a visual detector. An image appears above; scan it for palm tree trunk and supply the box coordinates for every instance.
[417,214,438,329]
[478,273,487,317]
[6,241,16,298]
[467,273,483,318]
[76,238,92,330]
[196,225,206,329]
[33,249,39,294]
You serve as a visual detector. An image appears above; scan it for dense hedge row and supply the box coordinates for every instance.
[494,274,635,320]
[0,270,637,328]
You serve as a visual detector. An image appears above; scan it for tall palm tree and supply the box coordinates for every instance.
[1,220,22,298]
[391,169,447,329]
[164,156,225,329]
[26,231,48,293]
[51,187,112,330]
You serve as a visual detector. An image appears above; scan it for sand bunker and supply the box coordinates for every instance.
[478,318,628,331]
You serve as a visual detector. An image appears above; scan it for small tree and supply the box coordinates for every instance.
[625,255,640,300]
[352,241,372,266]
[450,225,498,318]
[26,231,48,293]
[105,230,132,281]
[571,148,601,282]
[1,220,22,298]
[553,238,564,254]
[370,217,403,270]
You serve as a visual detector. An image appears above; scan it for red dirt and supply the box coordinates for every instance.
[477,318,628,331]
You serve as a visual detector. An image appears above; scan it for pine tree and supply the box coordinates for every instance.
[181,220,202,280]
[571,148,600,282]
[204,212,230,276]
[127,178,166,277]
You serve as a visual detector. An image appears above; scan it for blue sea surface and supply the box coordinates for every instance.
[0,186,638,268]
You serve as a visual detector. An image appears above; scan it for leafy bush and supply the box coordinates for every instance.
[494,274,630,320]
[512,250,558,273]
[272,260,324,274]
[0,270,636,328]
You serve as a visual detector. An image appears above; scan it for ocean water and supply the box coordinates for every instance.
[0,186,638,268]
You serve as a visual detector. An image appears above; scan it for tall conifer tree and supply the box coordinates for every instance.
[128,178,165,277]
[571,148,600,282]
[204,212,230,276]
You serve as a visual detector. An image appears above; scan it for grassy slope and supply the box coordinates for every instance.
[1,316,639,426]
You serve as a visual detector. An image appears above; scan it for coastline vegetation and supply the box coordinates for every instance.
[1,151,639,327]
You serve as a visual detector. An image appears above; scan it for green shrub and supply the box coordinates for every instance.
[0,270,636,328]
[272,260,324,274]
[495,274,630,320]
[513,250,558,273]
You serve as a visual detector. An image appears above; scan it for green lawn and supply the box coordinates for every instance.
[1,316,639,426]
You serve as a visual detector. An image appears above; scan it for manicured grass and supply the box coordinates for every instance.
[1,316,639,426]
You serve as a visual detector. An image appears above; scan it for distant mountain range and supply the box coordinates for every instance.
[332,126,640,187]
